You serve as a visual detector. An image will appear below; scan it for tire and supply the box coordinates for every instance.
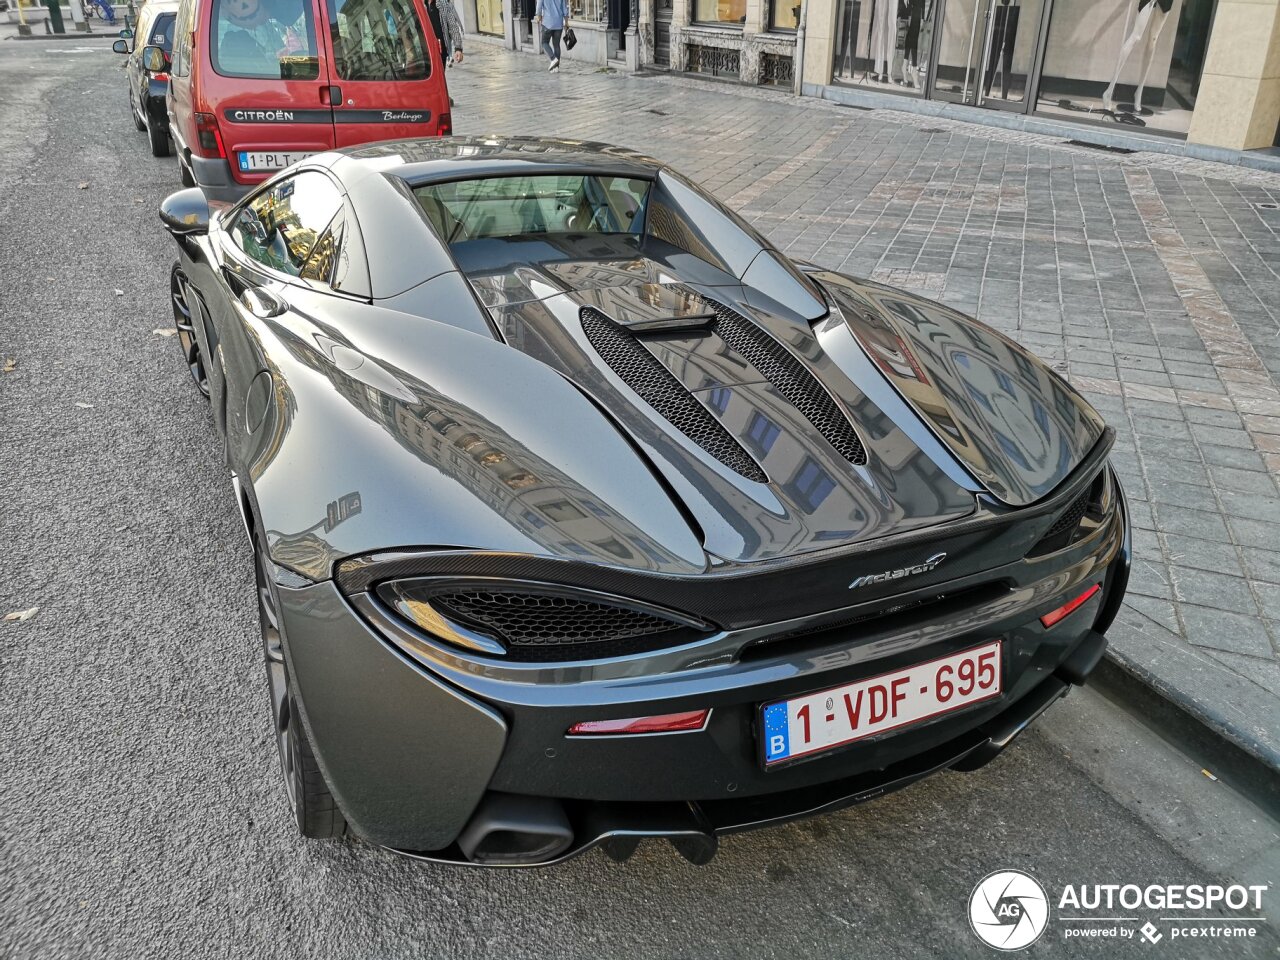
[130,92,146,131]
[170,263,210,398]
[179,154,195,188]
[254,538,347,840]
[147,116,170,157]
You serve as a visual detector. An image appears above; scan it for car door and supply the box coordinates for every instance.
[204,0,336,188]
[129,8,156,113]
[318,0,449,146]
[205,170,347,452]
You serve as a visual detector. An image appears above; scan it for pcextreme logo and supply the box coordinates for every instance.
[967,871,1270,950]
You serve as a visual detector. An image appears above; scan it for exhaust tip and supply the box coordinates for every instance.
[457,793,574,866]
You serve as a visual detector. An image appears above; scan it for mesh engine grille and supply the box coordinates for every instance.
[430,590,685,648]
[580,307,768,482]
[1045,491,1089,540]
[705,299,868,466]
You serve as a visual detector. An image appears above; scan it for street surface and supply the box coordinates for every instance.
[1,36,1278,959]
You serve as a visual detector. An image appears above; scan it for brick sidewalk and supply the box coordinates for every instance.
[449,46,1280,765]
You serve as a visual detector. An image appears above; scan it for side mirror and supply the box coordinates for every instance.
[118,27,133,38]
[142,44,167,72]
[159,188,210,237]
[112,39,129,54]
[240,287,288,319]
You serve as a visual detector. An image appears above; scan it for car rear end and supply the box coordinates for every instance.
[277,439,1128,866]
[174,0,448,203]
[142,10,178,135]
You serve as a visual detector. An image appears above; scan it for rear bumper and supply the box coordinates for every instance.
[188,154,249,205]
[278,495,1127,862]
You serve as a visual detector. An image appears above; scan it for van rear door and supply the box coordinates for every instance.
[204,0,336,189]
[319,0,449,147]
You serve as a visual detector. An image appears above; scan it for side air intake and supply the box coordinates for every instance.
[580,306,768,482]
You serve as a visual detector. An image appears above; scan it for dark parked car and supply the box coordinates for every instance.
[158,137,1130,867]
[112,0,178,157]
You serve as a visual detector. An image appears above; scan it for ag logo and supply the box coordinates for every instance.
[968,870,1049,951]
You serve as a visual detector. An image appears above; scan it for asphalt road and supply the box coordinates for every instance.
[1,38,1277,960]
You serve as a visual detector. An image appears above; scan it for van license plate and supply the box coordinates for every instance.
[237,151,313,172]
[760,640,1002,766]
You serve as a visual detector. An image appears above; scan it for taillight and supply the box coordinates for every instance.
[1040,584,1101,629]
[567,710,708,736]
[193,112,226,159]
[438,112,451,136]
[153,73,170,82]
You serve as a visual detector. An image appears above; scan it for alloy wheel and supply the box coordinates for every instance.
[170,264,210,398]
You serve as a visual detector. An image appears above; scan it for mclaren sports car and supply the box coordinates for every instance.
[159,136,1130,866]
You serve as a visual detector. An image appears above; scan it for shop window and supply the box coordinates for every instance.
[769,0,800,30]
[832,0,935,95]
[694,0,746,25]
[569,0,607,20]
[1035,0,1218,136]
[473,0,503,36]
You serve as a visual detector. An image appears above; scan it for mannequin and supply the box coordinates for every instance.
[867,0,898,81]
[1101,0,1175,115]
[982,0,1019,99]
[901,0,930,88]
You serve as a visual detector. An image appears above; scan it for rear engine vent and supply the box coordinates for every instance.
[1028,471,1110,557]
[580,307,767,482]
[704,299,868,466]
[428,588,706,662]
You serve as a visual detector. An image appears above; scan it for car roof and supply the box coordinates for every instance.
[334,136,668,187]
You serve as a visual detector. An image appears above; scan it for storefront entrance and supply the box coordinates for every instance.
[932,0,1049,111]
[831,0,1218,137]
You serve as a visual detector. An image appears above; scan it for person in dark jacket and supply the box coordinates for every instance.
[427,0,465,65]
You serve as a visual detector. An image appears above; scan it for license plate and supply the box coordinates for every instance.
[761,640,1002,766]
[237,151,313,172]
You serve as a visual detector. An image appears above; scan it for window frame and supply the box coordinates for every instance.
[690,0,747,27]
[765,0,799,32]
[219,170,364,298]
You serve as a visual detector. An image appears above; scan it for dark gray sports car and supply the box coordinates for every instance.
[159,136,1129,867]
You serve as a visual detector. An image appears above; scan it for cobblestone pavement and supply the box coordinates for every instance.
[451,44,1280,764]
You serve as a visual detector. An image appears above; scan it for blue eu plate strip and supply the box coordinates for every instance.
[762,702,790,763]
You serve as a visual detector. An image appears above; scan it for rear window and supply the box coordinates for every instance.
[211,0,320,80]
[326,0,432,82]
[412,175,650,244]
[149,12,176,51]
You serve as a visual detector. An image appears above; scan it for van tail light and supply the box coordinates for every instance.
[1040,584,1101,629]
[567,710,708,736]
[438,112,452,136]
[193,112,226,159]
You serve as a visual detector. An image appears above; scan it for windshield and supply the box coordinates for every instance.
[413,175,650,245]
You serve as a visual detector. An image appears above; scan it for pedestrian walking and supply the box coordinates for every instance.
[426,0,465,67]
[534,0,567,71]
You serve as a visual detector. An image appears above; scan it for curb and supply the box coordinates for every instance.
[1091,648,1280,818]
[7,31,118,39]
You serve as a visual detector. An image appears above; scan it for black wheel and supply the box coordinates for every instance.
[170,263,209,398]
[179,155,196,188]
[130,91,146,131]
[147,116,170,157]
[254,539,347,839]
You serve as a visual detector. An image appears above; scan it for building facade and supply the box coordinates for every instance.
[465,0,1280,152]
